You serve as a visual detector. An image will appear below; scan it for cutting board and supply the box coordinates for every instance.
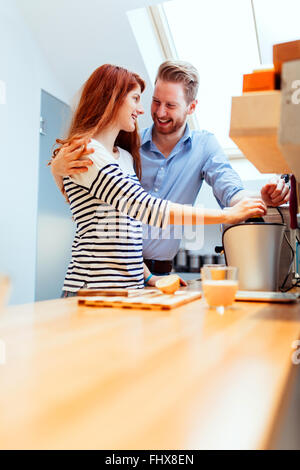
[78,289,202,311]
[77,288,155,297]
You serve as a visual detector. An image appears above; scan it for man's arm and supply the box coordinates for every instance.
[201,134,290,208]
[229,176,290,207]
[50,138,94,197]
[201,134,245,208]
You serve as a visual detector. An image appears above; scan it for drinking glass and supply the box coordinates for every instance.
[201,263,226,279]
[201,266,238,314]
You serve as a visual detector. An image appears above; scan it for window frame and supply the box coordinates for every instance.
[147,1,262,160]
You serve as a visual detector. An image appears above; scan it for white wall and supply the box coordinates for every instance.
[15,0,168,129]
[0,0,68,304]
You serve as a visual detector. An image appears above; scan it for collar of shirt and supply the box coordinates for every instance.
[141,123,192,159]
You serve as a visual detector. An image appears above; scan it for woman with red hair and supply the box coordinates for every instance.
[51,64,266,295]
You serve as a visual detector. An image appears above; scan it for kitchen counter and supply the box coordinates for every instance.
[0,286,299,450]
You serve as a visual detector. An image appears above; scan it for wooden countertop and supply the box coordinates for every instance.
[0,287,299,450]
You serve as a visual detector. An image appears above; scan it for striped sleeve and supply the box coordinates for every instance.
[70,149,170,229]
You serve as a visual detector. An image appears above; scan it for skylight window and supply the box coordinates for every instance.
[128,0,300,156]
[163,0,260,151]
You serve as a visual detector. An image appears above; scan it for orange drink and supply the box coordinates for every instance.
[202,264,226,280]
[202,280,238,307]
[201,266,238,309]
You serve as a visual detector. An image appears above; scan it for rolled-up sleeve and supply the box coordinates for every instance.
[69,149,170,229]
[201,134,244,207]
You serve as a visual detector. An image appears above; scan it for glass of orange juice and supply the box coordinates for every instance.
[201,266,238,313]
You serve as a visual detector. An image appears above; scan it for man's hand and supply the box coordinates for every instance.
[51,138,94,177]
[261,176,290,207]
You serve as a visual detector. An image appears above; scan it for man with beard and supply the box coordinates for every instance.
[51,60,290,276]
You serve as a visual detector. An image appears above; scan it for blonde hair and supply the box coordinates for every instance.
[155,60,199,103]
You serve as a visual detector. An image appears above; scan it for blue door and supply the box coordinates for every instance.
[35,90,75,301]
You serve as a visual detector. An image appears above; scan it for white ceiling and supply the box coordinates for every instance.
[15,0,167,106]
[15,0,300,104]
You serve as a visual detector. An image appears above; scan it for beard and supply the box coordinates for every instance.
[152,113,187,135]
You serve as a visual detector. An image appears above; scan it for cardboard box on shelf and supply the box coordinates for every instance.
[229,91,292,174]
[278,59,300,181]
[273,39,300,74]
[243,69,276,93]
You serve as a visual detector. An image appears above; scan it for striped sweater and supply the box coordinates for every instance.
[63,139,170,291]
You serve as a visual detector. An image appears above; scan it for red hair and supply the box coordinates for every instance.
[52,64,145,180]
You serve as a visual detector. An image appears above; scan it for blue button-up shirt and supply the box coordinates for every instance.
[139,124,244,261]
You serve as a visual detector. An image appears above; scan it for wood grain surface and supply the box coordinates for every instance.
[78,289,202,310]
[0,286,299,450]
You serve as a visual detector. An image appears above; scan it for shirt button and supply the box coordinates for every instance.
[155,188,158,192]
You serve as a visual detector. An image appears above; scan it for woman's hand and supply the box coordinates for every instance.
[223,198,267,225]
[146,274,187,287]
[51,138,94,177]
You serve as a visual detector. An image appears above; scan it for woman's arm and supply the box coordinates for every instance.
[52,141,267,225]
[143,263,187,287]
[168,198,267,226]
[143,263,152,283]
[64,146,266,228]
[50,139,268,225]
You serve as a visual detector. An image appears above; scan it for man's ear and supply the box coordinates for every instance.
[187,99,198,115]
